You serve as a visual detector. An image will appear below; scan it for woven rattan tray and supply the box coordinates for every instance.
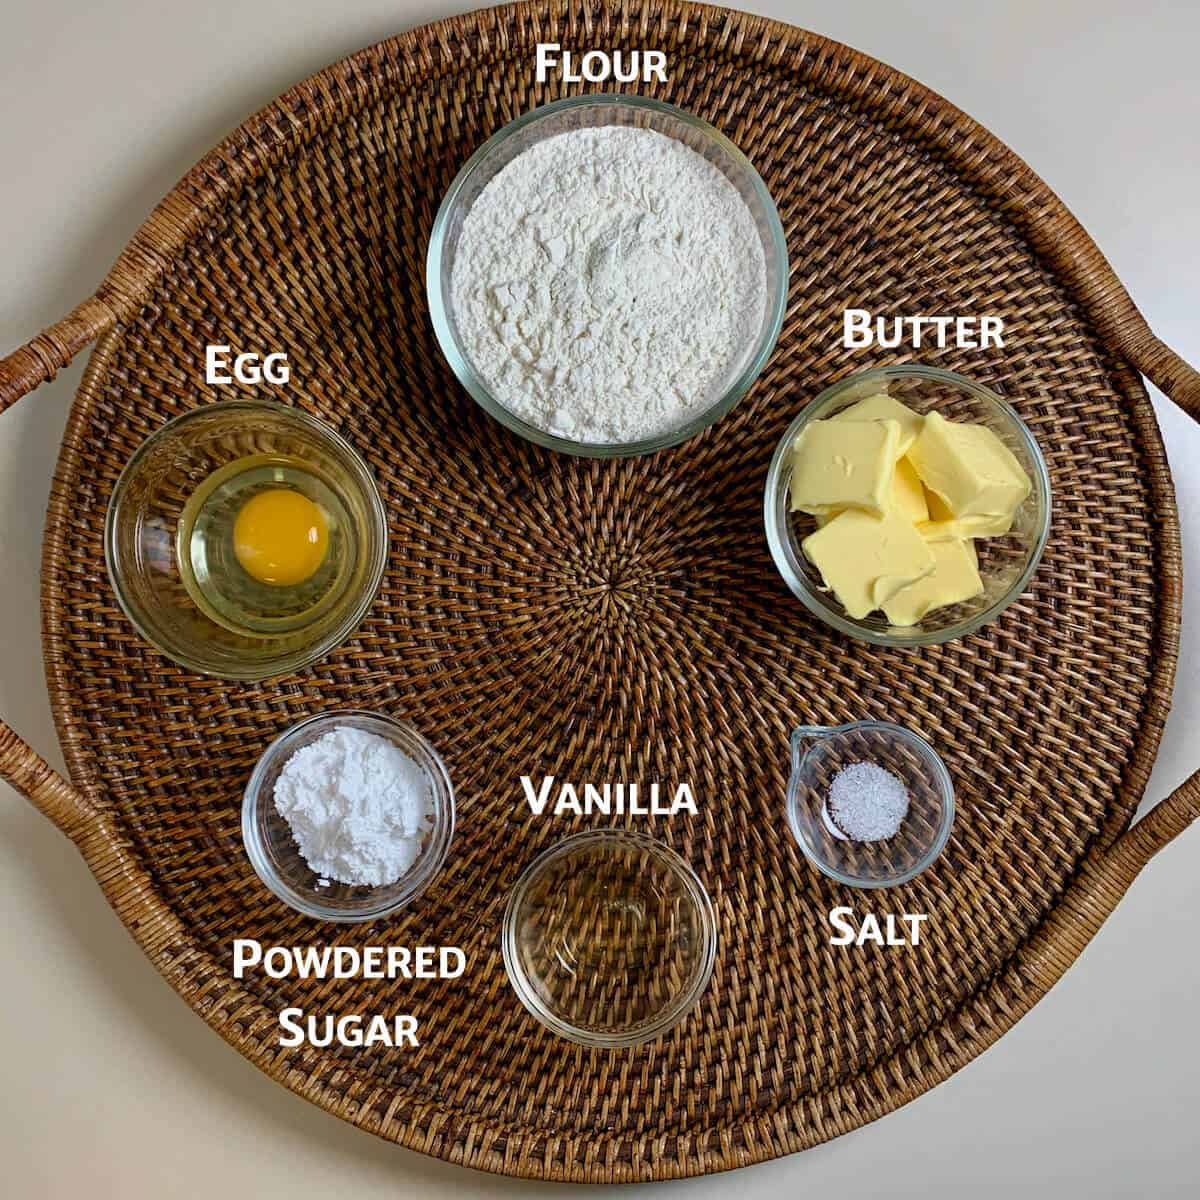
[2,0,1199,1183]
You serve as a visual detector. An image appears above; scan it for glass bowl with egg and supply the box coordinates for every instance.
[105,400,387,679]
[426,94,788,457]
[764,365,1051,646]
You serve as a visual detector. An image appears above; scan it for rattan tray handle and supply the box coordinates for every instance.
[0,298,113,413]
[0,722,96,839]
[0,294,1197,894]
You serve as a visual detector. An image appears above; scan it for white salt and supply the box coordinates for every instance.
[826,762,909,842]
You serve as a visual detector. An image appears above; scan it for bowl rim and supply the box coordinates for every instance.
[763,363,1053,647]
[784,720,956,889]
[426,93,789,458]
[501,828,718,1047]
[241,709,456,922]
[103,398,389,680]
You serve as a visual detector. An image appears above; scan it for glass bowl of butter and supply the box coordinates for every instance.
[764,365,1051,646]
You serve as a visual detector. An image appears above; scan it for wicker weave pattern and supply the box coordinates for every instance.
[0,1,1197,1182]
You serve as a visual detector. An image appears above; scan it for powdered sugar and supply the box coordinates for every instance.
[273,725,434,886]
[450,126,767,443]
[826,762,910,842]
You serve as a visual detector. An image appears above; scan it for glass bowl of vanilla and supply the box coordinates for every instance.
[105,399,387,678]
[764,365,1051,646]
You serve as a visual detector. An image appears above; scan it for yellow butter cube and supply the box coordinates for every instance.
[789,418,901,517]
[907,412,1032,520]
[813,457,928,528]
[802,508,936,620]
[918,487,1011,540]
[919,514,1013,541]
[892,457,929,524]
[882,537,984,626]
[833,394,924,455]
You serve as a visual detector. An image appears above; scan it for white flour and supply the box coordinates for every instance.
[274,726,434,887]
[450,126,767,443]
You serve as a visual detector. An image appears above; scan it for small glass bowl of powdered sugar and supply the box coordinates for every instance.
[786,720,954,888]
[427,94,787,456]
[242,710,454,921]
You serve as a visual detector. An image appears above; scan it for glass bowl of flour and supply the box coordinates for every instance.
[242,710,454,921]
[428,95,788,456]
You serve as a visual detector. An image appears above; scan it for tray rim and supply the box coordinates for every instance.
[32,0,1187,1182]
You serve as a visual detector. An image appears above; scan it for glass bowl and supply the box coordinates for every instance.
[426,94,788,458]
[764,365,1051,646]
[242,710,454,922]
[786,721,954,888]
[104,400,388,679]
[502,830,717,1047]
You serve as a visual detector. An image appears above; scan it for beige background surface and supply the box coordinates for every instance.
[2,1,1198,1196]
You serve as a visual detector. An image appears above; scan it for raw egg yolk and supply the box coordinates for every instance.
[233,488,328,586]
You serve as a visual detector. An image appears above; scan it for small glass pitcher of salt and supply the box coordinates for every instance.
[786,721,955,888]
